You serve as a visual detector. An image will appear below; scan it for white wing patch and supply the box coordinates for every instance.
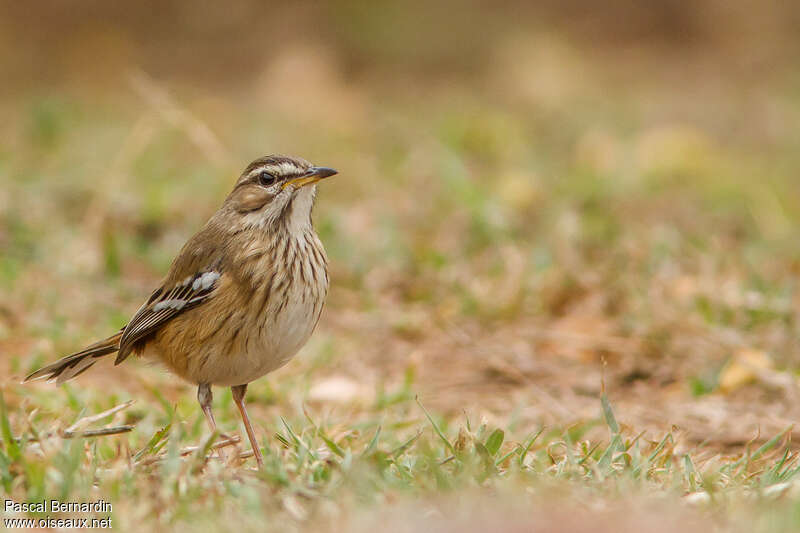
[115,269,221,363]
[193,271,220,291]
[153,299,188,312]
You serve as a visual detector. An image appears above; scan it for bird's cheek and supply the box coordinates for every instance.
[235,189,276,212]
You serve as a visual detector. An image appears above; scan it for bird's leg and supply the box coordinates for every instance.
[197,383,217,433]
[231,384,263,468]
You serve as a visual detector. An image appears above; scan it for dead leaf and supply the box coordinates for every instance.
[718,349,772,393]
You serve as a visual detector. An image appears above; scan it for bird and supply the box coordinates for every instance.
[25,155,338,468]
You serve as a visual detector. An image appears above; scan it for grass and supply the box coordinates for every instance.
[3,23,800,532]
[2,382,800,532]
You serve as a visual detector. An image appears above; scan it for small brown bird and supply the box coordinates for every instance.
[25,155,337,467]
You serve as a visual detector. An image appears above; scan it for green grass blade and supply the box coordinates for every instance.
[391,430,423,459]
[361,425,382,457]
[134,423,171,462]
[601,393,620,434]
[280,417,318,460]
[0,390,21,462]
[416,396,456,455]
[518,427,544,467]
[485,428,504,456]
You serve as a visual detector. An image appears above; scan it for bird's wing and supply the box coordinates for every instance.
[115,269,222,364]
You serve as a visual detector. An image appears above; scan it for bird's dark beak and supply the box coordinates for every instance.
[309,167,338,179]
[283,167,338,189]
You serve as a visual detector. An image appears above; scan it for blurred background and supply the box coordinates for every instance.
[3,0,800,452]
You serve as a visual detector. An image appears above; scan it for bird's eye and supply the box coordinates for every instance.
[258,171,276,186]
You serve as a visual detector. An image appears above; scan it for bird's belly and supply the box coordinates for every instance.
[184,284,323,387]
[220,306,319,386]
[148,242,328,388]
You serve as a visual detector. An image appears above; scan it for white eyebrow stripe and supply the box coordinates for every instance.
[246,166,267,179]
[247,162,304,180]
[277,161,299,175]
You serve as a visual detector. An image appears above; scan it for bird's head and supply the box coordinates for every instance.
[225,155,337,230]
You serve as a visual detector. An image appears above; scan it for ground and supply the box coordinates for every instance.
[2,5,800,531]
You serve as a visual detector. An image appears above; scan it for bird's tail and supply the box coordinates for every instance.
[24,331,123,385]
